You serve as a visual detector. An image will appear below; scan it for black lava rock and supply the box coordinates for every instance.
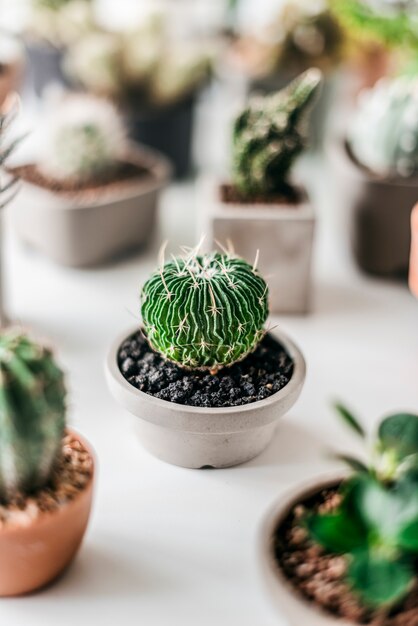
[118,331,294,408]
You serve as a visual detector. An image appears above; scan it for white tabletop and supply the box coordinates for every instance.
[2,113,418,626]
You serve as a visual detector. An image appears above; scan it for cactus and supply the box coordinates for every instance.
[349,76,418,177]
[38,94,127,185]
[232,68,322,199]
[0,331,66,500]
[141,249,269,369]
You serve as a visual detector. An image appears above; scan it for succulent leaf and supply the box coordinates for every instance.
[232,68,322,198]
[378,413,418,460]
[334,402,366,438]
[141,251,269,369]
[0,331,66,500]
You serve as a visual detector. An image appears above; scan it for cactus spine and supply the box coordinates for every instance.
[141,249,269,370]
[0,331,66,500]
[232,68,322,198]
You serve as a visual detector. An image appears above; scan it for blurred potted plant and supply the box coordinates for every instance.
[334,75,418,278]
[64,14,212,178]
[10,93,171,267]
[201,68,322,314]
[260,402,418,625]
[0,329,95,596]
[0,33,25,108]
[409,202,418,297]
[25,0,94,97]
[0,96,21,328]
[106,245,306,468]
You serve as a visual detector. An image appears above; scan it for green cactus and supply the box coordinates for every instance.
[232,68,322,198]
[141,250,269,369]
[0,331,66,500]
[349,75,418,178]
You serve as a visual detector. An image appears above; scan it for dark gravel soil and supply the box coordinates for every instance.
[118,331,294,408]
[274,486,418,626]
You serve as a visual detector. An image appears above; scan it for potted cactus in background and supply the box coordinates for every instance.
[201,68,322,314]
[10,93,171,267]
[106,245,306,468]
[333,75,418,278]
[0,33,25,108]
[64,14,213,178]
[0,330,95,596]
[24,0,93,97]
[260,403,418,625]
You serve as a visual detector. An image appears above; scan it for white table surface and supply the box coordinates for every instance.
[2,113,418,626]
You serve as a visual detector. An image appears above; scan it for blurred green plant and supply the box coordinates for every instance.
[232,68,322,198]
[307,404,418,608]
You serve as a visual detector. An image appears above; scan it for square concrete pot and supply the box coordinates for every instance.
[105,326,306,469]
[259,472,353,626]
[331,139,418,278]
[199,178,315,315]
[11,144,171,268]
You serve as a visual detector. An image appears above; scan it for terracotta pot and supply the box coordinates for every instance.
[126,95,195,179]
[409,203,418,297]
[0,35,25,108]
[259,472,353,626]
[199,177,315,314]
[12,144,171,267]
[331,139,417,278]
[0,429,95,597]
[105,327,306,469]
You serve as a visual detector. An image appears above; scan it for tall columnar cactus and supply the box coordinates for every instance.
[141,250,269,369]
[232,68,323,198]
[349,76,418,177]
[0,331,66,500]
[39,94,127,185]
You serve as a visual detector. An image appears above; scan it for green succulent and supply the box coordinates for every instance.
[141,250,269,370]
[232,68,322,199]
[307,404,418,608]
[0,331,66,501]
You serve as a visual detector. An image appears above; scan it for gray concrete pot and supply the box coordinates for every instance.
[259,472,353,626]
[105,327,306,469]
[199,178,315,315]
[332,139,418,278]
[12,144,171,268]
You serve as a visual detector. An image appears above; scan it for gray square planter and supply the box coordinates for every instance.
[199,178,315,315]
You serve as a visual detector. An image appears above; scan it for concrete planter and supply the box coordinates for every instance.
[12,144,171,268]
[105,327,306,469]
[332,140,418,278]
[259,473,353,626]
[0,430,95,597]
[199,178,315,314]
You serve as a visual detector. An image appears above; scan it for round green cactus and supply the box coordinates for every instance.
[0,331,66,500]
[232,68,323,198]
[141,251,269,369]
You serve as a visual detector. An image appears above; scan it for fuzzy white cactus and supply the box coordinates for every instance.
[349,76,418,178]
[38,94,127,184]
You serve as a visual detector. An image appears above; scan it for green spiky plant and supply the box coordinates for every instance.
[0,331,66,501]
[232,68,323,199]
[306,403,418,609]
[0,98,22,328]
[141,248,269,370]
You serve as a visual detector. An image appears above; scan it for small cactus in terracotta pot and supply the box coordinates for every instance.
[0,329,95,596]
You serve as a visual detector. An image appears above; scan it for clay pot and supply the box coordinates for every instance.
[409,204,418,297]
[332,140,417,278]
[0,430,95,597]
[200,178,315,314]
[12,144,171,267]
[0,35,25,108]
[105,327,306,469]
[259,473,352,626]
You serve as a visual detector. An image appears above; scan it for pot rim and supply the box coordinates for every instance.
[0,428,95,538]
[13,142,172,210]
[335,138,418,188]
[259,471,357,626]
[106,325,306,417]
